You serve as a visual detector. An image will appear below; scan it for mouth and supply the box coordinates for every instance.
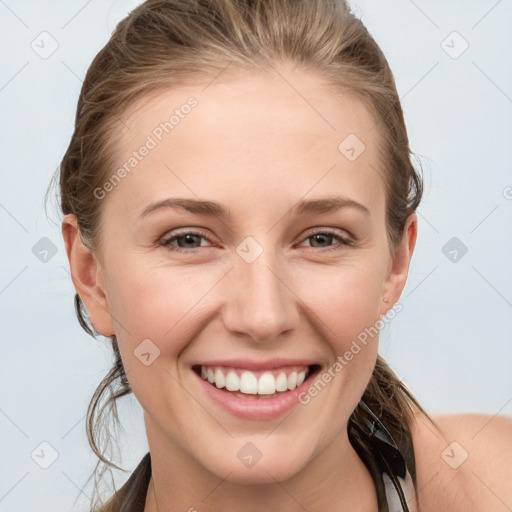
[192,363,322,399]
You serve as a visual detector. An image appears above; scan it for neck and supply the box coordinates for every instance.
[143,420,379,512]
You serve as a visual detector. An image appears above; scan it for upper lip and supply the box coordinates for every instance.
[194,358,320,371]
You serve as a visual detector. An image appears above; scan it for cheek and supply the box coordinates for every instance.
[293,262,385,345]
[291,261,385,403]
[105,262,225,364]
[105,265,206,413]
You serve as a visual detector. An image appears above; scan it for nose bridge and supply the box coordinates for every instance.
[223,240,298,342]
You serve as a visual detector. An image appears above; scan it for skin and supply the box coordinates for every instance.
[62,64,512,511]
[410,412,512,511]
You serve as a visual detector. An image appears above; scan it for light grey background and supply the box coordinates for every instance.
[1,0,511,510]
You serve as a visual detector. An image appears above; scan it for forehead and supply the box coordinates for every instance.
[104,66,385,222]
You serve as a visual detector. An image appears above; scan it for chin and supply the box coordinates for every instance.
[194,436,317,485]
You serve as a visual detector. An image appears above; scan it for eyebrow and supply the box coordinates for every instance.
[139,196,370,219]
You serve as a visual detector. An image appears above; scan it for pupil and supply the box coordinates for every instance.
[179,234,199,248]
[312,234,331,247]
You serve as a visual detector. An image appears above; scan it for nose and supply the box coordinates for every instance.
[221,248,300,343]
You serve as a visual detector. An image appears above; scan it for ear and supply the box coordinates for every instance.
[380,212,418,316]
[62,214,114,337]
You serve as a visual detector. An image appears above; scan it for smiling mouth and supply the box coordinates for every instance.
[192,364,321,398]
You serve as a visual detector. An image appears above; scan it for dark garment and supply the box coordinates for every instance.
[111,400,417,512]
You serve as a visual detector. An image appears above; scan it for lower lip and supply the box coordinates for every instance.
[193,367,320,421]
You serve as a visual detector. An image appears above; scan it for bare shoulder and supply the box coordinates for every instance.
[409,410,512,512]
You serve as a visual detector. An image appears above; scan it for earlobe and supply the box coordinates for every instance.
[380,212,418,316]
[62,214,114,337]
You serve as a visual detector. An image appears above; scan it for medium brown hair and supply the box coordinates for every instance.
[50,0,431,509]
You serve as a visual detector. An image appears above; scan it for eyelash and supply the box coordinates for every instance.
[160,228,354,254]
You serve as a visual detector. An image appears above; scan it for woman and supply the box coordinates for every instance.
[57,0,512,510]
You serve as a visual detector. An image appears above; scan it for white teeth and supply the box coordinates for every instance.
[225,371,240,392]
[258,372,276,395]
[287,371,297,390]
[214,368,225,389]
[199,366,310,395]
[275,372,288,392]
[240,371,258,394]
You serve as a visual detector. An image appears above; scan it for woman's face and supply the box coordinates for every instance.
[68,65,416,483]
